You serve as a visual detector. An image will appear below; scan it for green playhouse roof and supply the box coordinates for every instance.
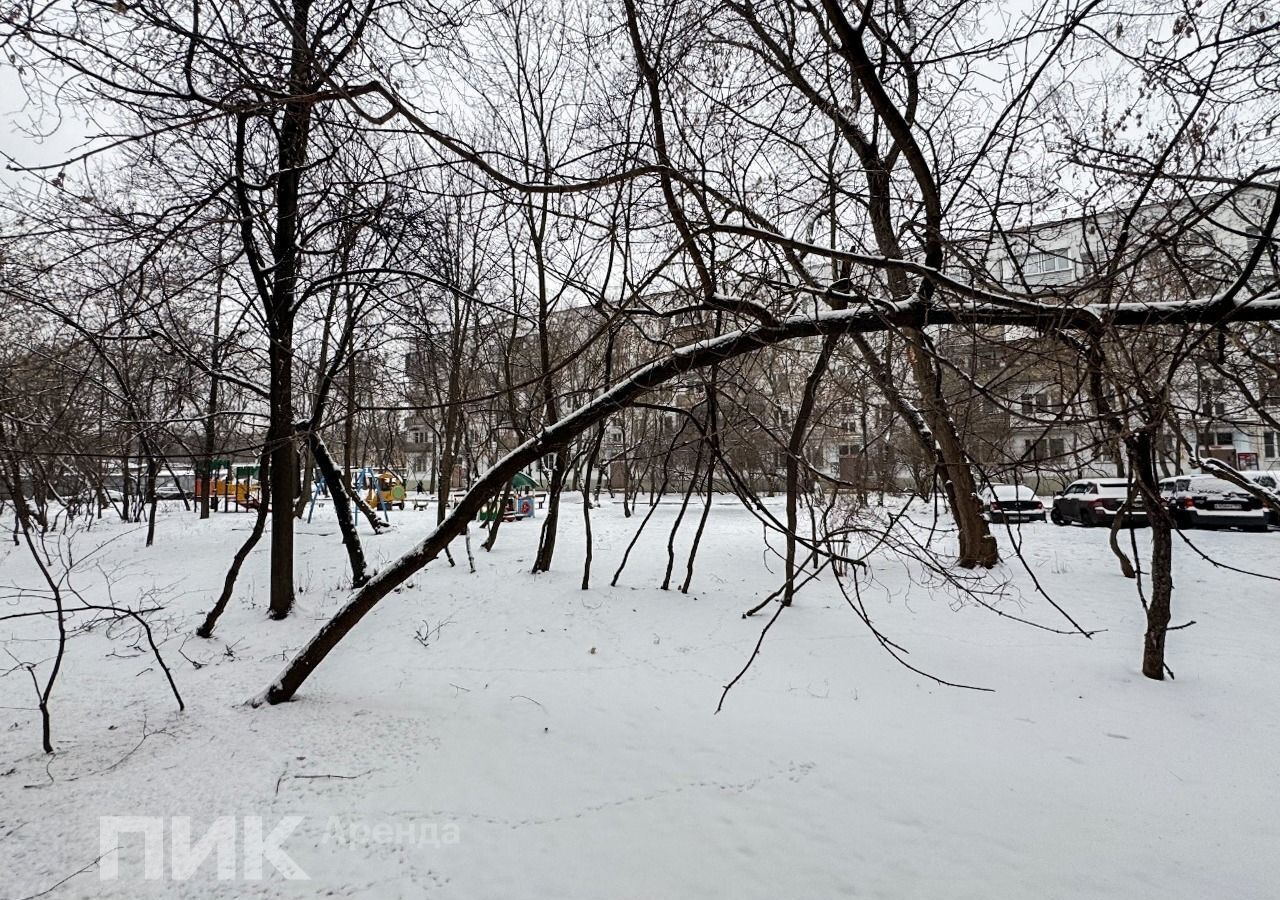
[510,472,537,489]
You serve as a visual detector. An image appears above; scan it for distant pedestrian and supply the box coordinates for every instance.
[415,480,425,494]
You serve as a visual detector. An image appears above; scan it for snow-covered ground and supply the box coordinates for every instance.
[2,498,1278,899]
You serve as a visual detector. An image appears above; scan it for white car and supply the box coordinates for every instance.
[980,484,1047,523]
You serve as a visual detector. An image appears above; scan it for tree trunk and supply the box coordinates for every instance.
[144,450,159,547]
[848,330,994,565]
[783,336,838,605]
[436,372,464,526]
[532,450,568,573]
[120,449,132,523]
[343,355,355,485]
[264,0,313,620]
[1130,433,1174,680]
[200,264,224,520]
[295,443,316,518]
[661,439,703,590]
[481,482,513,552]
[1143,521,1174,680]
[198,452,272,638]
[580,419,608,589]
[902,327,996,568]
[307,430,370,587]
[267,337,297,619]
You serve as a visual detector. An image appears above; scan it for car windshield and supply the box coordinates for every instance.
[991,485,1033,500]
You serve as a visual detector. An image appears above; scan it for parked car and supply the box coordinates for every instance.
[1051,479,1147,527]
[1241,471,1280,527]
[980,484,1047,523]
[1158,474,1269,532]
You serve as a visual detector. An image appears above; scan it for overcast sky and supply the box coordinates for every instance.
[0,64,90,187]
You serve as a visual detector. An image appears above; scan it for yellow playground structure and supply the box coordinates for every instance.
[193,461,265,510]
[359,469,407,510]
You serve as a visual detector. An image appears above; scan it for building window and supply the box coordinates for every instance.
[1024,438,1066,461]
[1019,390,1060,415]
[1020,250,1074,277]
[1265,431,1279,458]
[1037,391,1061,412]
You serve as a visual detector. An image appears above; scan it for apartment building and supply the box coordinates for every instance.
[946,185,1280,488]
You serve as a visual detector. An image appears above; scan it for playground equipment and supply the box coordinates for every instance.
[304,472,332,523]
[357,468,406,511]
[477,472,539,523]
[302,468,407,521]
[195,462,264,511]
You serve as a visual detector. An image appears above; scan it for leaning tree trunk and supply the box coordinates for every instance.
[481,481,513,552]
[532,449,568,573]
[661,437,705,590]
[197,453,272,638]
[612,457,675,587]
[679,454,716,595]
[295,445,316,519]
[848,330,994,566]
[258,300,1189,705]
[342,463,388,532]
[1083,332,1142,578]
[902,327,996,568]
[305,429,370,588]
[680,369,721,595]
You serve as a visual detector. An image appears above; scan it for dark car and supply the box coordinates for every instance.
[1051,478,1147,527]
[1158,475,1269,532]
[1242,472,1280,528]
